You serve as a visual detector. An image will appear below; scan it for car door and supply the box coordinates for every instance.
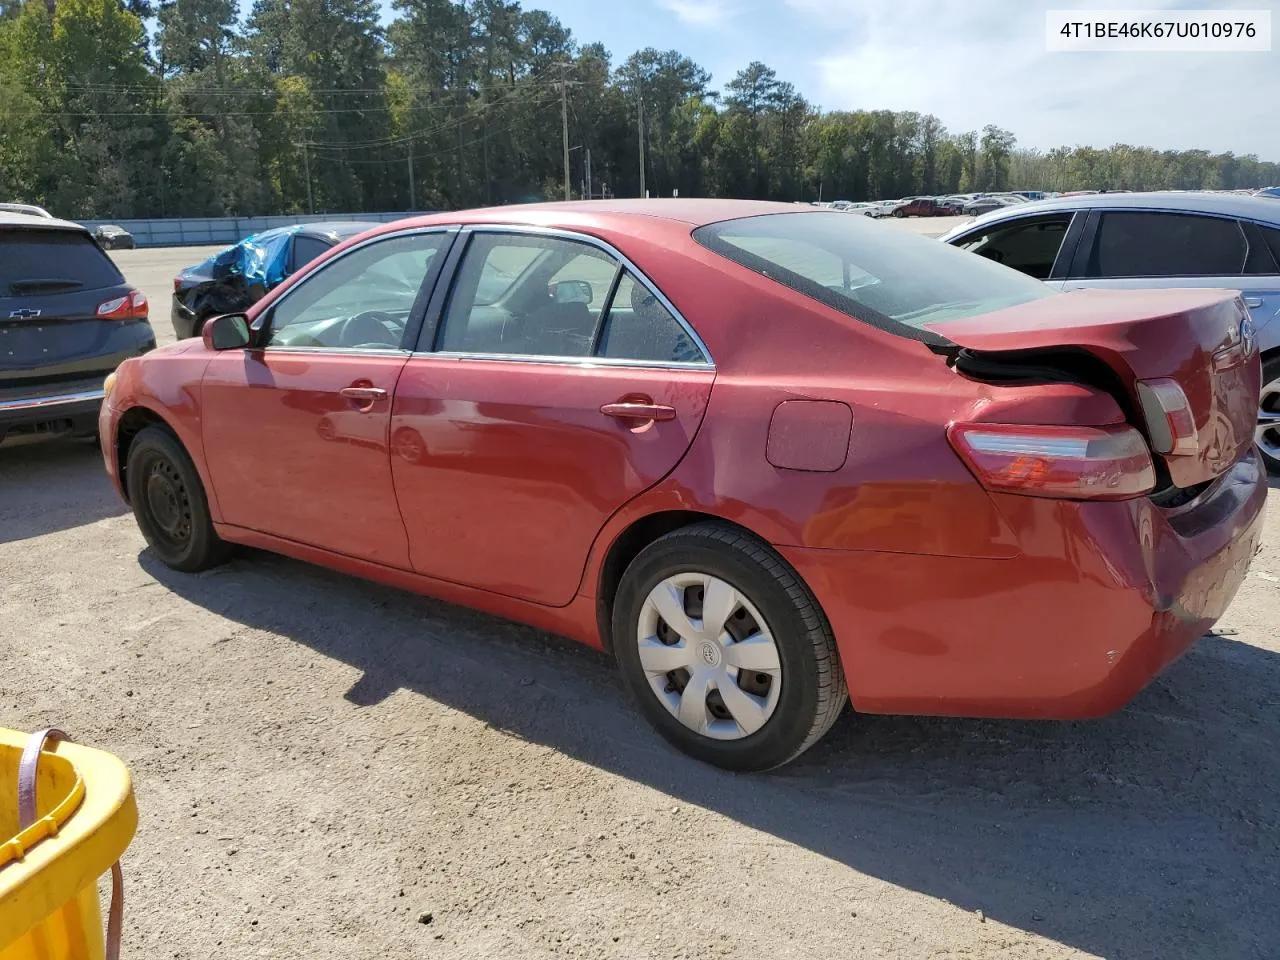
[1058,210,1280,325]
[201,228,454,568]
[1241,221,1280,340]
[389,227,715,606]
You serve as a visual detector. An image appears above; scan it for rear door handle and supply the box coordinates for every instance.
[600,401,677,422]
[1243,297,1263,308]
[339,386,388,402]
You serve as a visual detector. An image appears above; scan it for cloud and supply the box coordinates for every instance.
[658,0,735,27]
[779,0,1280,157]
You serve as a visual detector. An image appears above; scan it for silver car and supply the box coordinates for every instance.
[939,191,1280,471]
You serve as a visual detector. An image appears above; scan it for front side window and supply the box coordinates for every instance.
[1085,212,1247,278]
[265,233,446,350]
[955,214,1073,280]
[694,210,1053,340]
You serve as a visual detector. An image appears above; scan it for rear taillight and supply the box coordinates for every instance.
[97,290,148,320]
[173,277,184,293]
[947,422,1156,501]
[1136,378,1198,456]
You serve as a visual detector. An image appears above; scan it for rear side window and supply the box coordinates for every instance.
[0,229,124,294]
[1258,225,1280,272]
[693,211,1053,341]
[1085,212,1247,278]
[598,271,704,363]
[954,214,1074,280]
[290,235,331,273]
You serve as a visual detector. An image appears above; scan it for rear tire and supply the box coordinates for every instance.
[612,522,848,771]
[1257,355,1280,474]
[125,425,231,572]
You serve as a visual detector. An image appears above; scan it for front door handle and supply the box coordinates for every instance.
[1243,297,1263,308]
[340,386,388,402]
[601,401,677,422]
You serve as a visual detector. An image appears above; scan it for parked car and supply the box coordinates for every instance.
[0,202,53,219]
[891,197,951,217]
[939,190,1280,471]
[1,212,155,446]
[93,224,136,250]
[101,200,1264,770]
[962,195,1025,216]
[1255,187,1280,199]
[936,196,969,214]
[171,221,379,339]
[842,202,885,218]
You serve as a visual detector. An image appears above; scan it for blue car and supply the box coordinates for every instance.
[170,221,378,340]
[939,191,1280,471]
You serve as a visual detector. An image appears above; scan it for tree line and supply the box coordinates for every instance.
[1,0,1277,220]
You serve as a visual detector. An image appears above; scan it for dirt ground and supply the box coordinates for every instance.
[1,229,1278,960]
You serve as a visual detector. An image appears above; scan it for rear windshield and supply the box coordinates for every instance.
[0,229,125,295]
[692,211,1054,343]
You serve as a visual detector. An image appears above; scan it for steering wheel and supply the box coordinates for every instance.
[337,310,402,348]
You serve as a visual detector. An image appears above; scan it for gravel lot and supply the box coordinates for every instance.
[2,217,1278,960]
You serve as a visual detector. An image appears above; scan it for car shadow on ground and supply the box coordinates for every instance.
[0,441,127,541]
[143,548,1279,960]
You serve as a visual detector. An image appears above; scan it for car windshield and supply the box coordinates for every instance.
[693,211,1054,340]
[0,229,124,294]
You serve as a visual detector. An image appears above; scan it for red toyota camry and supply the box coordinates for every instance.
[100,200,1266,770]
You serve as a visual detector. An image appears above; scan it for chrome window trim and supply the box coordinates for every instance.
[428,349,714,371]
[250,226,456,347]
[424,223,716,367]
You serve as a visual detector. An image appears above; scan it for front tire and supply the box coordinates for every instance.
[1257,355,1280,474]
[125,425,231,572]
[612,522,848,771]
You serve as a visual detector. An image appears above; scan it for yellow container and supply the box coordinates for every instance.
[0,730,136,960]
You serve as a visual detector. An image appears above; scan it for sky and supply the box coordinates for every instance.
[526,0,1280,158]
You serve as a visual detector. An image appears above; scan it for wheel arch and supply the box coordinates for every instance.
[114,405,184,505]
[594,509,795,655]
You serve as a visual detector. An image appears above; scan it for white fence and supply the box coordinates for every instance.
[77,211,433,248]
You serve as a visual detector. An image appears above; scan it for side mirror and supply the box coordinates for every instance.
[202,313,252,351]
[550,279,592,304]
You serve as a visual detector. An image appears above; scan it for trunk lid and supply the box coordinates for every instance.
[929,288,1260,489]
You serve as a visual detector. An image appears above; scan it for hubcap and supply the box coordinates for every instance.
[144,459,192,545]
[636,573,782,741]
[1258,378,1280,460]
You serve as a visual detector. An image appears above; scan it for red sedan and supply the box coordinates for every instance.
[99,200,1266,770]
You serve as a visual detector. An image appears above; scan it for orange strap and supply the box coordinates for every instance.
[18,728,125,960]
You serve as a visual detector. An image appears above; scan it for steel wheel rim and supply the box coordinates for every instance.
[1257,378,1280,459]
[144,457,192,548]
[636,572,782,741]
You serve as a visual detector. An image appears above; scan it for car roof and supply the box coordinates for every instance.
[972,190,1280,223]
[0,202,51,216]
[386,199,805,233]
[0,211,88,232]
[295,220,384,240]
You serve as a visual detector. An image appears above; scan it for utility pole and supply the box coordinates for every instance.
[407,141,416,210]
[295,141,314,214]
[554,61,578,201]
[637,88,646,198]
[585,148,592,200]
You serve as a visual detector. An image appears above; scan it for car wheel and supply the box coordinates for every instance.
[125,425,231,572]
[612,522,848,771]
[1257,355,1280,473]
[892,209,904,218]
